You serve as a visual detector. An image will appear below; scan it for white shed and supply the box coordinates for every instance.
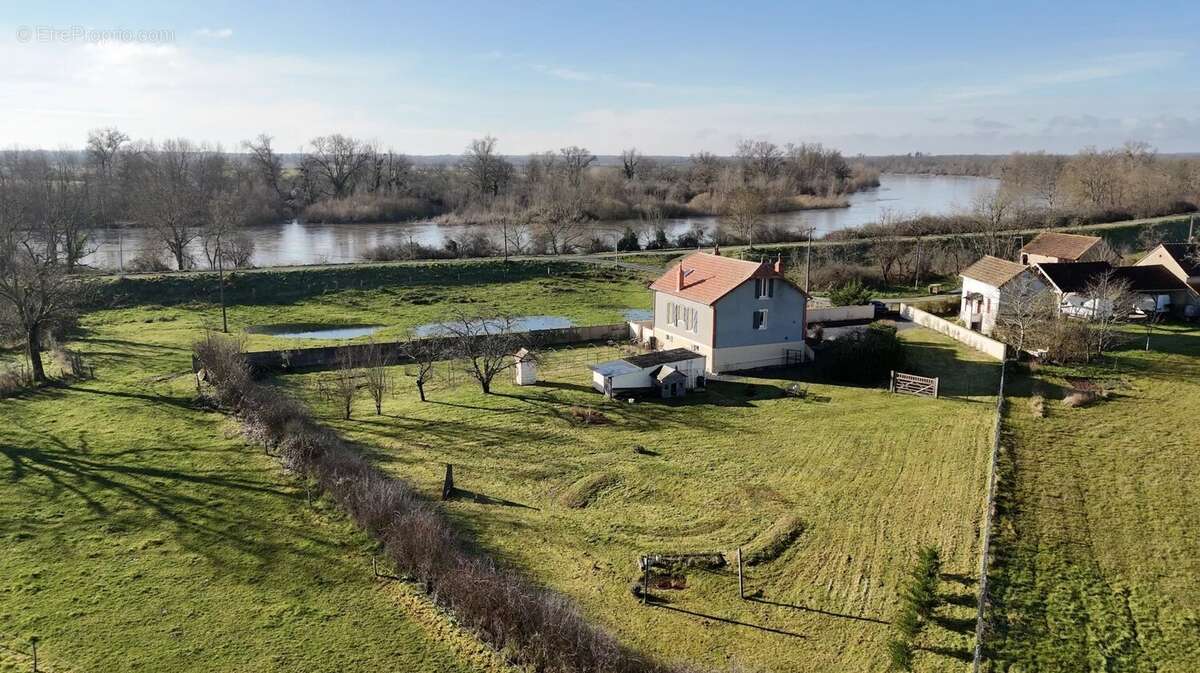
[588,348,707,397]
[513,348,537,385]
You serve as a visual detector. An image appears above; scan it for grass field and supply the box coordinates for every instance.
[986,324,1200,673]
[280,327,1002,672]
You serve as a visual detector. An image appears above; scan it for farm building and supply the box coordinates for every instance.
[959,255,1047,335]
[1019,232,1113,265]
[644,251,812,374]
[588,348,706,398]
[1135,243,1200,318]
[1035,261,1198,318]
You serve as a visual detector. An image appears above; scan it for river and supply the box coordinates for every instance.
[81,173,997,270]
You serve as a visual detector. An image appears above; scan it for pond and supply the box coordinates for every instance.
[245,324,382,340]
[412,315,574,337]
[622,308,653,322]
[81,173,999,270]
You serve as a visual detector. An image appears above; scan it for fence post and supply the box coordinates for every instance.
[641,556,649,605]
[441,463,454,500]
[737,547,745,599]
[889,370,896,393]
[934,377,940,399]
[30,636,38,673]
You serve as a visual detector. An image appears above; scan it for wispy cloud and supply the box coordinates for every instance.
[194,27,234,39]
[534,64,595,81]
[939,50,1185,102]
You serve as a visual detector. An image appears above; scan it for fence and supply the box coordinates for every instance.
[807,305,876,323]
[972,359,1008,672]
[899,303,1007,361]
[889,370,939,398]
[202,322,634,375]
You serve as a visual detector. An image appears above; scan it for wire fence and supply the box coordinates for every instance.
[392,342,639,393]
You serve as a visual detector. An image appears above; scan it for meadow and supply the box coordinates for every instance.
[281,327,1002,672]
[986,324,1200,672]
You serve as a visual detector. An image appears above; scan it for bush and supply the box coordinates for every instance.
[304,194,442,223]
[819,320,903,384]
[0,362,34,397]
[126,249,171,273]
[829,279,873,306]
[616,226,641,252]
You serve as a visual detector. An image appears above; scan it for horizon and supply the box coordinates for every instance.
[3,1,1200,155]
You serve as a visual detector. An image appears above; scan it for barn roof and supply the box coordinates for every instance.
[1157,243,1200,276]
[620,348,704,369]
[1020,232,1103,260]
[650,252,799,305]
[960,255,1029,288]
[1037,261,1192,293]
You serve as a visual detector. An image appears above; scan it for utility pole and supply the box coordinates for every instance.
[804,226,814,293]
[914,236,923,288]
[1189,214,1196,242]
[502,218,509,262]
[217,232,228,333]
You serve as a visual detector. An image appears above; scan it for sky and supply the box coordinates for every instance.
[2,0,1199,156]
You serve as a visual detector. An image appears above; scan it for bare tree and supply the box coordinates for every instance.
[443,312,527,394]
[994,276,1057,355]
[965,191,1018,260]
[725,187,765,249]
[620,148,641,180]
[534,187,587,254]
[307,134,375,199]
[1083,271,1138,360]
[86,127,129,224]
[558,146,596,188]
[0,187,84,382]
[361,339,393,414]
[736,140,784,181]
[243,133,289,214]
[317,349,360,419]
[130,139,226,270]
[399,332,444,402]
[1002,151,1066,209]
[462,136,512,199]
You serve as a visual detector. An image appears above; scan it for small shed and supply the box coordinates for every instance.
[655,366,687,398]
[588,348,706,397]
[513,348,537,385]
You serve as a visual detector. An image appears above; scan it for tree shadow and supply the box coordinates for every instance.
[649,602,806,639]
[939,572,977,587]
[917,644,974,663]
[746,597,889,625]
[447,487,540,511]
[930,613,976,634]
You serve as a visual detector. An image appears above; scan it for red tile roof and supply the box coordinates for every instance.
[1020,232,1103,260]
[650,252,788,305]
[960,255,1029,288]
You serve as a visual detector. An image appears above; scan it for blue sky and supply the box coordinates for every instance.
[2,0,1199,155]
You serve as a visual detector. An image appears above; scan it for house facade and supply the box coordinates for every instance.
[647,251,811,374]
[1036,260,1198,318]
[1019,232,1113,265]
[959,255,1046,335]
[1135,243,1200,316]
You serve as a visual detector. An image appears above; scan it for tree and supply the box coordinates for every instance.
[725,187,765,249]
[1002,151,1066,209]
[993,275,1057,355]
[620,148,641,180]
[85,126,129,224]
[558,146,596,188]
[361,339,393,414]
[1083,271,1138,360]
[307,134,375,199]
[462,136,512,199]
[317,349,360,419]
[533,186,587,254]
[130,139,225,270]
[966,191,1018,260]
[443,312,528,394]
[243,133,289,214]
[399,332,444,402]
[0,187,84,382]
[736,140,784,181]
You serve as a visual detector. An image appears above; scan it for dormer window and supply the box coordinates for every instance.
[755,278,775,299]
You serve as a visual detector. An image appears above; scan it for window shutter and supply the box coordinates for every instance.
[752,311,761,329]
[768,279,775,297]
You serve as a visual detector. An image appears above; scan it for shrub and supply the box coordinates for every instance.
[570,405,609,425]
[304,194,442,223]
[0,362,34,397]
[829,279,873,306]
[126,249,171,273]
[616,226,641,252]
[819,320,903,384]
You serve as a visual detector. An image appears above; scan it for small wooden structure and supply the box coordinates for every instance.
[513,348,537,385]
[889,370,939,398]
[655,366,687,398]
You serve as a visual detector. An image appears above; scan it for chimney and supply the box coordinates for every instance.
[676,263,685,291]
[713,243,721,256]
[773,254,782,274]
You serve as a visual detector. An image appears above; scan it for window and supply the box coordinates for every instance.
[755,278,775,299]
[752,309,768,330]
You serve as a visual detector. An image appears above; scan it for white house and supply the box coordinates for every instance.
[959,256,1047,335]
[643,251,812,374]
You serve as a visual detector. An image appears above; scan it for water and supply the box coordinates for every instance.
[246,324,381,339]
[82,173,997,270]
[622,309,653,322]
[413,315,574,337]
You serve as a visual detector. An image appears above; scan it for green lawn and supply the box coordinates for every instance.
[986,324,1200,673]
[281,327,1001,672]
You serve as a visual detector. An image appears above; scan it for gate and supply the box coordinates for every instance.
[889,370,939,398]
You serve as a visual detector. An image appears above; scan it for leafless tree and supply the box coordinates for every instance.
[243,133,288,210]
[725,186,765,249]
[558,146,596,188]
[317,349,360,419]
[361,339,393,414]
[994,276,1057,355]
[86,127,129,224]
[399,331,444,402]
[965,191,1018,260]
[307,134,375,199]
[736,139,784,181]
[1083,271,1138,360]
[620,148,640,180]
[0,186,84,382]
[1002,151,1066,209]
[130,139,226,270]
[534,186,587,254]
[462,136,512,199]
[443,312,527,394]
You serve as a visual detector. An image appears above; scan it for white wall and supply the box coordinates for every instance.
[902,304,1007,360]
[654,292,714,345]
[960,277,1002,335]
[808,305,876,323]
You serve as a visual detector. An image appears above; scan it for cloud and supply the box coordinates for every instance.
[970,117,1013,131]
[194,27,234,39]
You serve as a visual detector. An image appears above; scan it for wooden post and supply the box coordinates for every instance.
[933,377,940,399]
[441,463,454,500]
[641,556,649,605]
[737,547,745,599]
[30,637,38,673]
[889,370,896,393]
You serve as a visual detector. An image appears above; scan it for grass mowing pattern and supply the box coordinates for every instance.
[987,323,1200,672]
[283,327,1000,672]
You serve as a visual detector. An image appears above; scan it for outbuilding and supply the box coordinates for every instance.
[588,348,706,397]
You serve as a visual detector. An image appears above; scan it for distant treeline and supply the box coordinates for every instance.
[859,153,1006,177]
